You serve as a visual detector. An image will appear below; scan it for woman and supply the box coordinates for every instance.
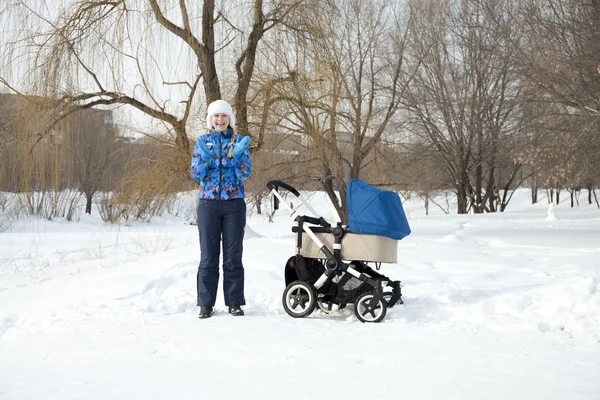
[189,100,252,319]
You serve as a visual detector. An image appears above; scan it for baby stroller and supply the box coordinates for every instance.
[267,179,411,323]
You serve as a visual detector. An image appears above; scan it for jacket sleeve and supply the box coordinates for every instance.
[189,137,218,182]
[234,135,252,181]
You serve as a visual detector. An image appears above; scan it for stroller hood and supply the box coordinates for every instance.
[346,179,411,240]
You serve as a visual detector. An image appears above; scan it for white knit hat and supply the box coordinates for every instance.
[206,99,235,130]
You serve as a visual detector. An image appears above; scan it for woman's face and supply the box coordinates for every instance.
[211,113,230,132]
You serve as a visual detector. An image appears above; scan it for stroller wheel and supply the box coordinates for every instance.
[317,299,344,313]
[383,292,393,306]
[282,281,317,318]
[316,299,333,313]
[383,291,401,307]
[354,291,387,323]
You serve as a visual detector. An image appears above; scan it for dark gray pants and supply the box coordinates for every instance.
[196,198,246,307]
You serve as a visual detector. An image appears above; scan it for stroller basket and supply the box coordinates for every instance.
[267,180,410,323]
[286,255,388,306]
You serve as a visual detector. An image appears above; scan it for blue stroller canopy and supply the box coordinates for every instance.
[346,179,411,240]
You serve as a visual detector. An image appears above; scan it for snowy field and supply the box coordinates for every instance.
[1,189,599,400]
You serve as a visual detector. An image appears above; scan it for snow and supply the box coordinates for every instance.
[1,190,599,400]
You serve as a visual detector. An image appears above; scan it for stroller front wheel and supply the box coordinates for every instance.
[282,280,317,318]
[354,291,388,323]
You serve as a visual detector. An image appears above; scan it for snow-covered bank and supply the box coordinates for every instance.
[1,190,599,399]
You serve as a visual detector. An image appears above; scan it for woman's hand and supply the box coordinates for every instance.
[196,140,212,162]
[232,136,250,159]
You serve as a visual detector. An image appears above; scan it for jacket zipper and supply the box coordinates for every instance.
[218,133,222,199]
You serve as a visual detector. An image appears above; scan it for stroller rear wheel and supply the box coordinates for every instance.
[282,280,317,318]
[316,299,346,313]
[317,299,334,313]
[354,291,388,323]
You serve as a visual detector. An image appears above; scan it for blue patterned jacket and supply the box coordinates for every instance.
[189,130,252,200]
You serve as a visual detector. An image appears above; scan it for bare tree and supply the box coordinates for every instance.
[64,110,118,214]
[0,0,302,175]
[397,141,454,215]
[262,0,419,222]
[511,0,600,118]
[499,0,600,206]
[402,0,521,214]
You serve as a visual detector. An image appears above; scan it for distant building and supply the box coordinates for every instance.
[0,92,118,191]
[0,92,115,147]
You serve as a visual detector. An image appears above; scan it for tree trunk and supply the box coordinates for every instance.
[484,166,497,212]
[474,162,483,213]
[174,125,190,155]
[233,0,265,135]
[85,192,93,215]
[570,190,574,208]
[531,173,538,204]
[256,196,262,215]
[499,188,509,212]
[322,176,346,223]
[474,130,484,213]
[457,167,469,214]
[457,185,468,214]
[201,0,221,104]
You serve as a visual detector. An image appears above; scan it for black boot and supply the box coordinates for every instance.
[198,306,213,319]
[228,306,244,316]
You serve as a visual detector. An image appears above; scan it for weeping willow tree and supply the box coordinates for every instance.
[0,0,302,183]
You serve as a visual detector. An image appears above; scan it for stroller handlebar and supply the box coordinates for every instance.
[267,180,322,219]
[266,180,300,197]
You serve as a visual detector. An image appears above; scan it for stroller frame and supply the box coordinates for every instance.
[267,180,403,323]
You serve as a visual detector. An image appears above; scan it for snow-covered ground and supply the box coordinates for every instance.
[1,189,599,400]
